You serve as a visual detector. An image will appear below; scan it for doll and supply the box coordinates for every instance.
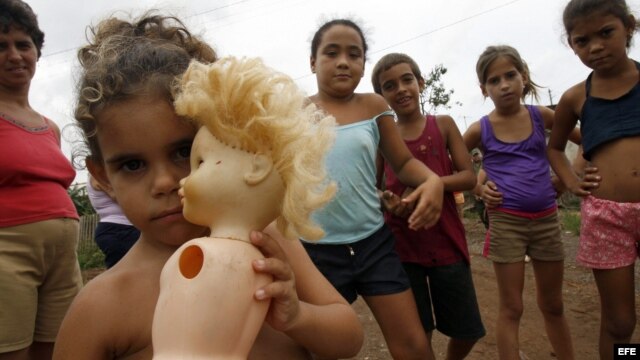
[152,57,336,359]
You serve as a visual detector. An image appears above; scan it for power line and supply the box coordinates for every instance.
[294,0,524,80]
[39,0,255,59]
[370,0,523,56]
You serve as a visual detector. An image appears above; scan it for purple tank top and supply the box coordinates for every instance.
[480,105,556,212]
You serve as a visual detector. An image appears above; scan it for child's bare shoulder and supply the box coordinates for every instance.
[434,114,456,128]
[72,268,152,327]
[560,80,587,106]
[54,269,141,359]
[358,93,391,116]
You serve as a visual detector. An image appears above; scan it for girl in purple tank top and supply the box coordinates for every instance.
[463,45,581,360]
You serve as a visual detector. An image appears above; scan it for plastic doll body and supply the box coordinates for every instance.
[153,238,271,360]
[152,127,284,359]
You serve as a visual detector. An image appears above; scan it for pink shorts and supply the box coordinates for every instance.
[578,196,640,269]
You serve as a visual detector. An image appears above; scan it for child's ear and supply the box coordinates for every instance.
[480,84,488,98]
[521,72,529,87]
[86,158,116,199]
[244,154,274,186]
[418,77,426,92]
[626,15,636,44]
[310,56,316,73]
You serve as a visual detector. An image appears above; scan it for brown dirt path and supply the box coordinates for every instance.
[348,213,640,360]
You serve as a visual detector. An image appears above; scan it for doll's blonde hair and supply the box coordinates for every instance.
[175,56,336,240]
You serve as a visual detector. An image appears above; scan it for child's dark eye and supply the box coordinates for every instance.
[402,75,415,83]
[176,145,191,161]
[122,160,144,172]
[572,37,587,47]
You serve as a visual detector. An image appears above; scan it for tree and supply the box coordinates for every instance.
[419,64,461,114]
[68,184,96,216]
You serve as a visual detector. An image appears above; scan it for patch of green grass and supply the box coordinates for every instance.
[561,210,581,235]
[77,248,105,270]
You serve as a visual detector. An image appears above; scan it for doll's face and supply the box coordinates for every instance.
[179,127,253,226]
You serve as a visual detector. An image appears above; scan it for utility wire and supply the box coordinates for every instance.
[294,0,524,80]
[39,0,254,59]
[371,0,523,55]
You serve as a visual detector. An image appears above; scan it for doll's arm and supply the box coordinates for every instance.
[251,225,363,358]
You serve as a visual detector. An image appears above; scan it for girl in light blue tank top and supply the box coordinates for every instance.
[303,19,444,360]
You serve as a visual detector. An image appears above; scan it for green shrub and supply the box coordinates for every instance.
[77,248,105,270]
[561,210,581,235]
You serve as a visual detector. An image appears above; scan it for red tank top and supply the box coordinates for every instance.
[384,115,469,266]
[0,115,78,227]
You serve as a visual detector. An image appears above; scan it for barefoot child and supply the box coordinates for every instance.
[463,45,579,360]
[302,19,444,360]
[52,14,363,360]
[371,52,486,360]
[548,1,639,358]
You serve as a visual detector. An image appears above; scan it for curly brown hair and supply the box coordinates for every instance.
[73,13,217,164]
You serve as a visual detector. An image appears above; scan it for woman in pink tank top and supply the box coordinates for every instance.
[0,1,82,357]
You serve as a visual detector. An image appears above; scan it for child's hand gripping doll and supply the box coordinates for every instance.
[152,57,336,359]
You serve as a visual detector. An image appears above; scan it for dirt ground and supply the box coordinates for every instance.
[81,211,639,360]
[348,212,640,360]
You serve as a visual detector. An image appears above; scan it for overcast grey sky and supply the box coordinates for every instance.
[26,0,640,183]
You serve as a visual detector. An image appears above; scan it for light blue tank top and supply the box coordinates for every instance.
[305,111,393,245]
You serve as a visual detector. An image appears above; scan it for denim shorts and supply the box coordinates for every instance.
[404,261,486,340]
[302,224,410,303]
